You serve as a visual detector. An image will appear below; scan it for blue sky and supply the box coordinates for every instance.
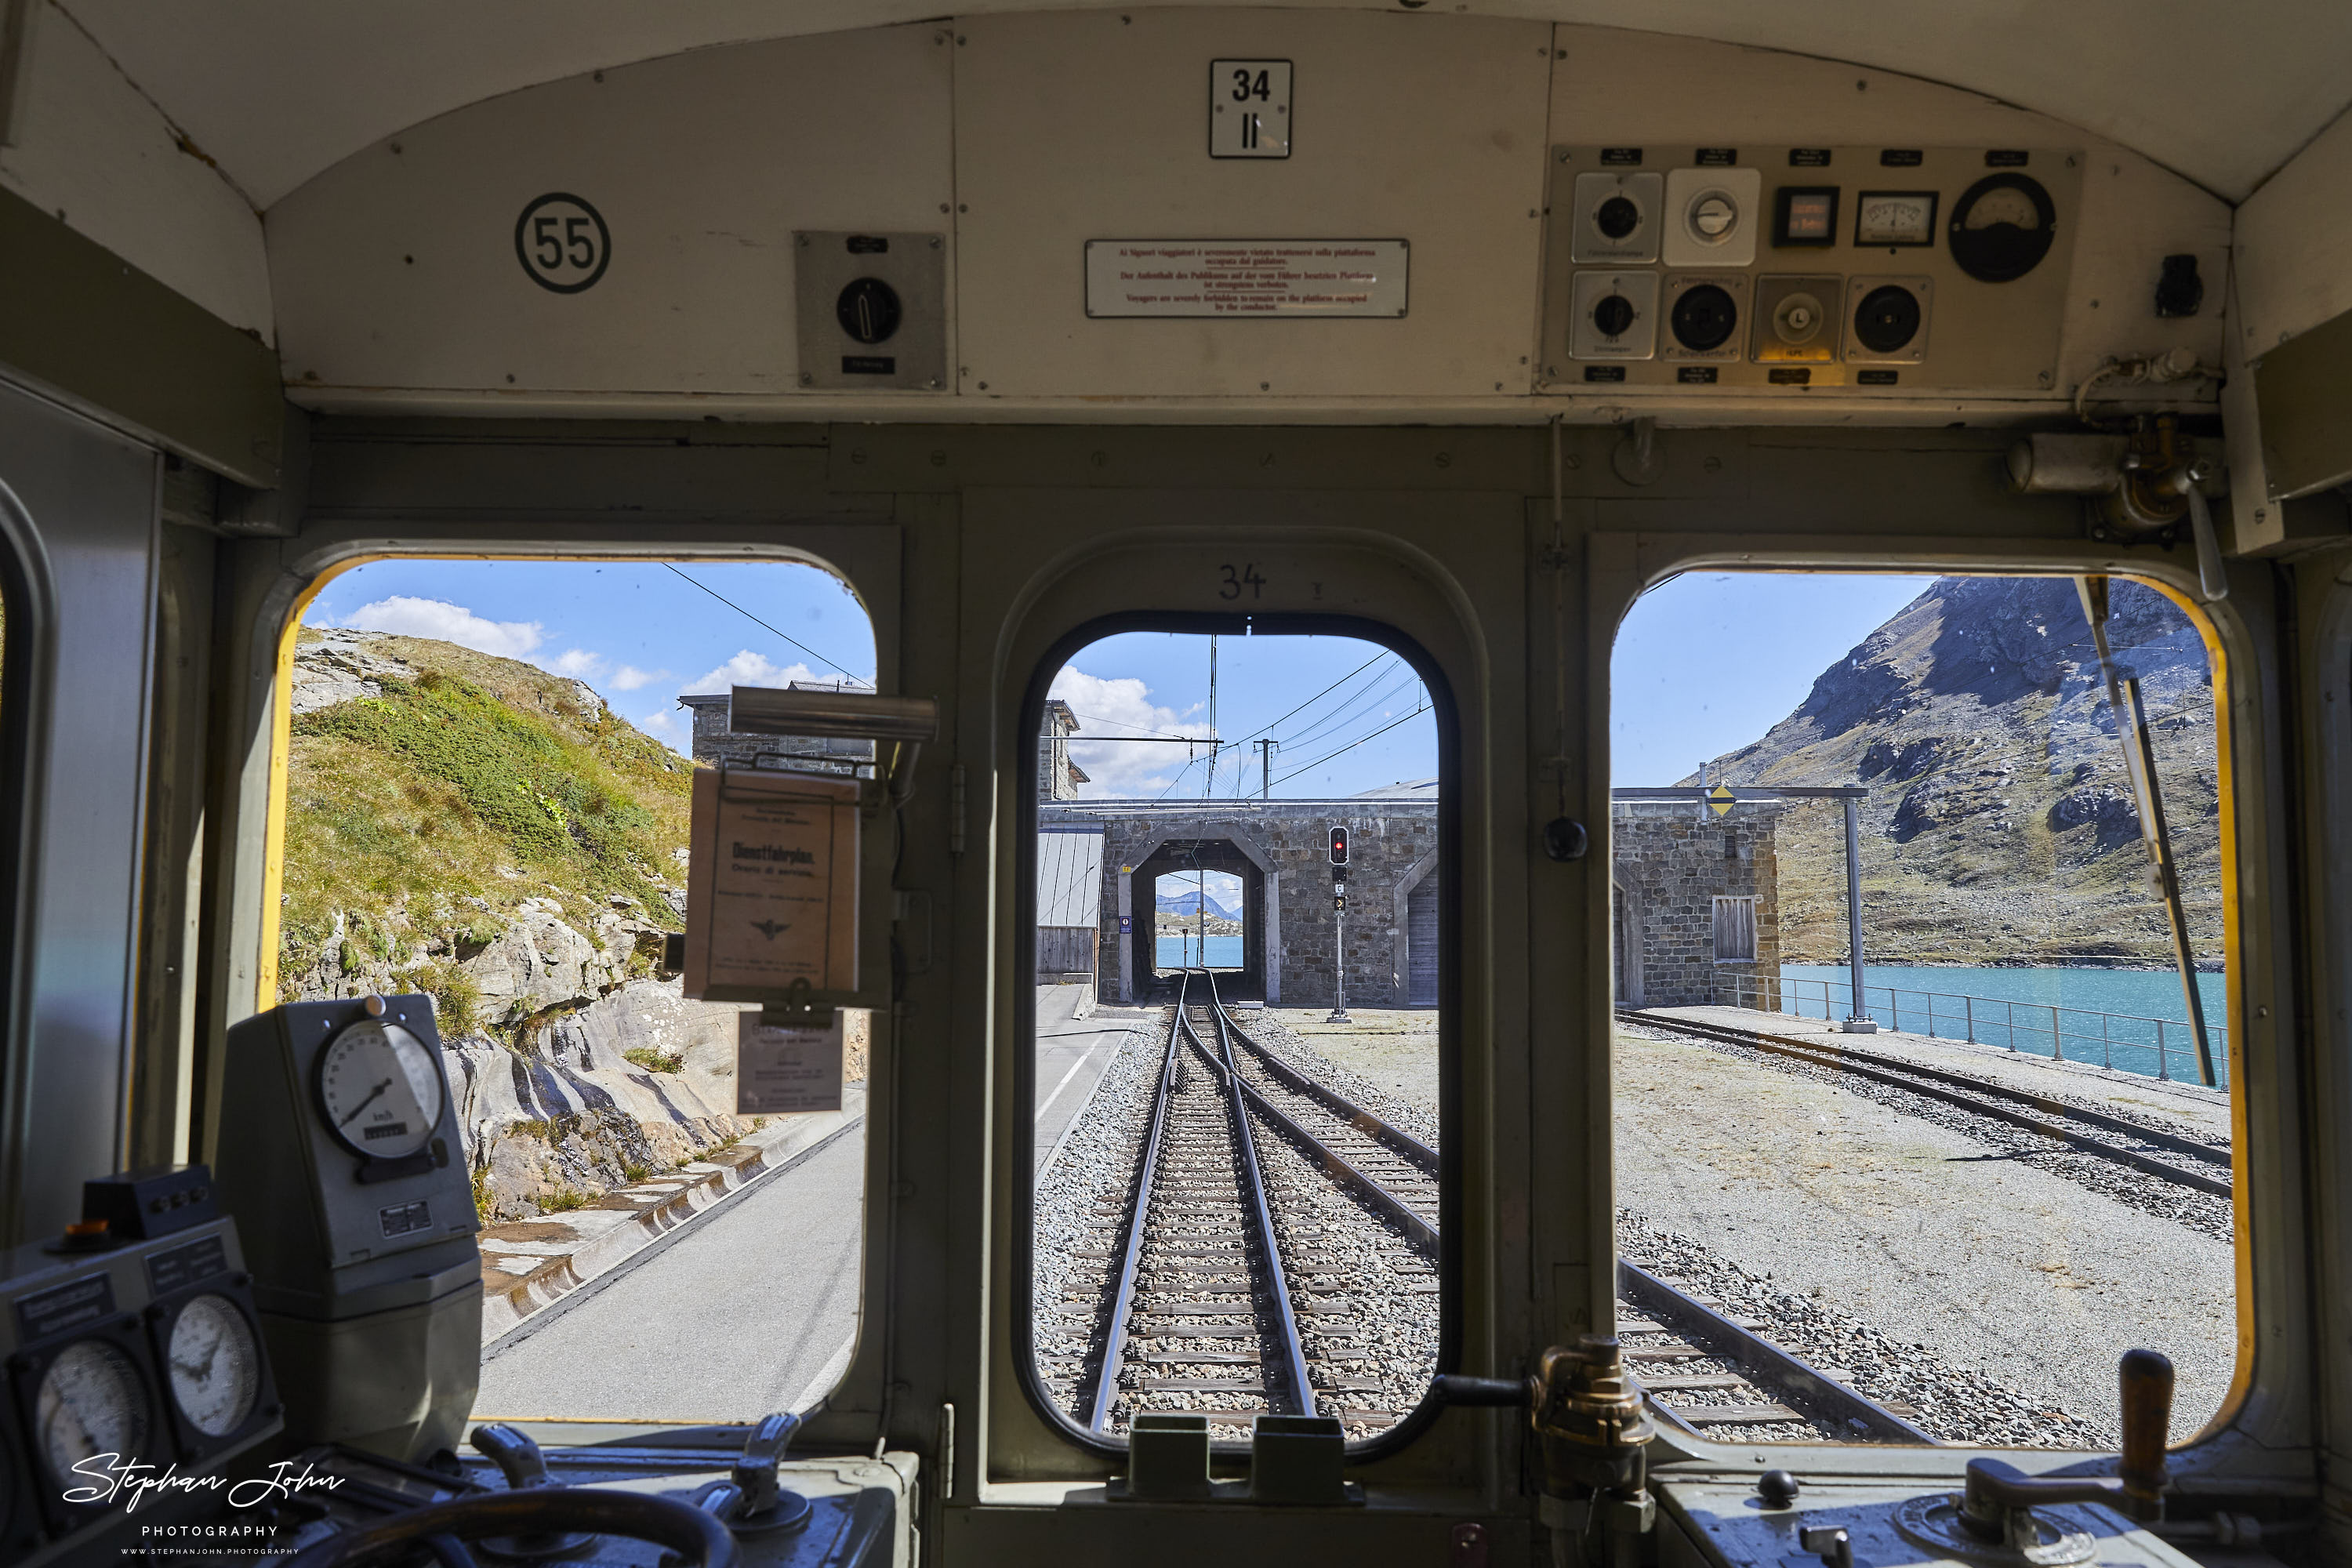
[1610,572,1932,786]
[1051,631,1436,799]
[303,559,874,753]
[301,557,1933,789]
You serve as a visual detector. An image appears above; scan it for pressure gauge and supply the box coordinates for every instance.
[33,1340,153,1482]
[1949,172,2056,281]
[163,1294,262,1438]
[315,1017,445,1160]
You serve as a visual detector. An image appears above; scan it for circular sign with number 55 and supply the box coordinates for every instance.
[514,193,610,293]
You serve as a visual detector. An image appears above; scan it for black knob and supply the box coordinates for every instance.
[836,278,902,344]
[1853,285,1922,354]
[1594,195,1642,241]
[1670,284,1738,352]
[1758,1469,1800,1508]
[1592,294,1636,338]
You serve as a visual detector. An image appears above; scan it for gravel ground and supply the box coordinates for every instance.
[1618,1019,2233,1243]
[1245,1010,1440,1148]
[1249,1098,1439,1436]
[1615,1025,2234,1442]
[1031,1007,1439,1439]
[1621,1210,2113,1450]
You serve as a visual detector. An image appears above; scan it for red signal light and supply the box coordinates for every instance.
[1329,826,1349,865]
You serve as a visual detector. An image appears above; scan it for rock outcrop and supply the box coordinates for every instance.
[281,626,869,1222]
[1698,576,2220,967]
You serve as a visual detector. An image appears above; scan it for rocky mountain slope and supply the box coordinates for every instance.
[1691,577,2221,968]
[283,628,867,1221]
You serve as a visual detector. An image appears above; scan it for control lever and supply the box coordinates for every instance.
[696,1414,814,1536]
[1798,1526,1853,1568]
[1962,1349,2173,1539]
[472,1424,556,1490]
[470,1424,595,1563]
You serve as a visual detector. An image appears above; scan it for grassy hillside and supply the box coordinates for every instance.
[1694,577,2221,968]
[281,630,691,1028]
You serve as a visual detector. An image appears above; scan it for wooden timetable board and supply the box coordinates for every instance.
[684,767,860,1003]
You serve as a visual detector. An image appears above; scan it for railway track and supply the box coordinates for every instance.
[1620,1008,2233,1199]
[1047,981,1933,1444]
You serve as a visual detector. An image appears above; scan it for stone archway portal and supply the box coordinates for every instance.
[1129,838,1268,1003]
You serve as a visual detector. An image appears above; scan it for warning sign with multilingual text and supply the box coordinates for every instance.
[1083,240,1408,318]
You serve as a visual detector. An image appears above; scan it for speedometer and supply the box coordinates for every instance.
[34,1341,151,1483]
[315,1017,445,1160]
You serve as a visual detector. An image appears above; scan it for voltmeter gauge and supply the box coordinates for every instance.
[164,1294,262,1437]
[1854,190,1937,248]
[1949,172,2056,281]
[315,1017,445,1160]
[34,1340,152,1483]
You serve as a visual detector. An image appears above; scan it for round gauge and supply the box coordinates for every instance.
[1949,172,2056,282]
[165,1294,261,1437]
[34,1341,151,1483]
[1669,284,1738,352]
[316,1018,445,1160]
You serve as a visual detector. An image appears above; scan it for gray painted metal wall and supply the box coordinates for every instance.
[0,379,158,1244]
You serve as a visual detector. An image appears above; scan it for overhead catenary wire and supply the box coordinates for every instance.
[1274,699,1432,786]
[662,563,871,686]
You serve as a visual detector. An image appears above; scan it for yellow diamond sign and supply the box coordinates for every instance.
[1708,784,1735,818]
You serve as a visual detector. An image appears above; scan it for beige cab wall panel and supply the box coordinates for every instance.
[952,9,1551,401]
[1,0,271,338]
[2232,101,2352,357]
[1548,27,2230,400]
[267,27,953,397]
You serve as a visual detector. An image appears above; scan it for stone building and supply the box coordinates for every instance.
[677,688,874,775]
[1040,797,1439,1007]
[1610,797,1783,1008]
[1039,699,1087,801]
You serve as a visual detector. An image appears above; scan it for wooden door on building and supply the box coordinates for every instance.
[1406,874,1439,1007]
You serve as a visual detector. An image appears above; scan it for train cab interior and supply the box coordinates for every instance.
[4,3,2352,1566]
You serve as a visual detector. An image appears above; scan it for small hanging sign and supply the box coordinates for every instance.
[684,767,860,1002]
[736,1010,850,1114]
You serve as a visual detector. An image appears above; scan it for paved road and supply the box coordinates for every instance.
[1034,984,1149,1174]
[473,986,1142,1421]
[473,1123,867,1423]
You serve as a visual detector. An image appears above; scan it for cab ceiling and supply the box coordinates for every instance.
[60,0,2352,210]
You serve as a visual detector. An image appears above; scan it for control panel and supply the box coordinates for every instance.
[1541,146,2078,393]
[0,1214,281,1564]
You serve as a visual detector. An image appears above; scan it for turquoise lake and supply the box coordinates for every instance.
[1777,962,2230,1086]
[1157,935,1245,968]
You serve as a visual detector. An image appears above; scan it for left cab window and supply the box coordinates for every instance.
[281,558,874,1424]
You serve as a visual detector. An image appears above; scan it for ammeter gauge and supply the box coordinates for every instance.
[1949,172,2056,281]
[163,1294,261,1438]
[315,1017,445,1160]
[32,1340,154,1483]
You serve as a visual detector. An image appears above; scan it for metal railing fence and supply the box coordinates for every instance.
[1713,972,2229,1088]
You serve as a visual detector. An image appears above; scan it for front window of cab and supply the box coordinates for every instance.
[1610,571,2233,1450]
[281,558,875,1423]
[1024,628,1450,1448]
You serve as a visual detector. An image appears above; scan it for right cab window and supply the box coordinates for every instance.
[1609,572,2231,1449]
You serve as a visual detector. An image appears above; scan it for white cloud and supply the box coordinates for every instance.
[611,665,664,691]
[639,709,689,754]
[1050,667,1214,799]
[680,650,828,695]
[342,596,544,659]
[542,648,605,679]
